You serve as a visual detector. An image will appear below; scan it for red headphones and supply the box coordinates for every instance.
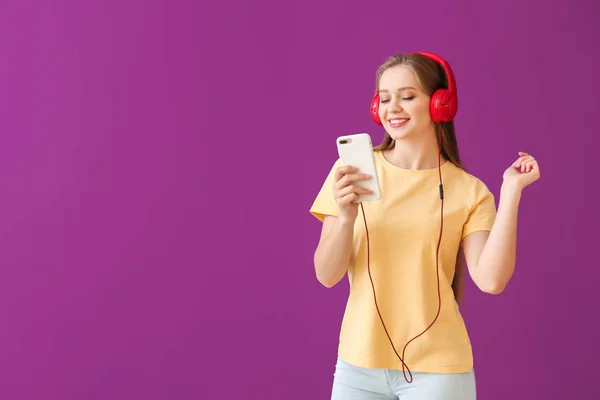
[370,52,458,125]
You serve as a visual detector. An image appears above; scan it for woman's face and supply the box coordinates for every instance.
[377,65,433,141]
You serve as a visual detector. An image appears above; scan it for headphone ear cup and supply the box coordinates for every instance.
[370,94,382,125]
[430,89,458,122]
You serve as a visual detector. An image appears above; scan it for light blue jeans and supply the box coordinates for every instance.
[331,357,476,399]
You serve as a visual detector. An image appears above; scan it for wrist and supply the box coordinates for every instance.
[500,181,523,200]
[337,214,356,226]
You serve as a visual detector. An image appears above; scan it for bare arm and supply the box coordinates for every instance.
[463,152,540,294]
[314,215,355,288]
[463,183,521,294]
[313,165,373,288]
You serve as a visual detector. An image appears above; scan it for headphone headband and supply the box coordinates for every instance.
[410,51,456,94]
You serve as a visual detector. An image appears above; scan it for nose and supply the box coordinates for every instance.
[388,96,403,113]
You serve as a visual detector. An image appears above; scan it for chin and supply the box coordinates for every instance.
[386,127,413,140]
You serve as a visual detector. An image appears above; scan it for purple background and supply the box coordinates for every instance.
[0,0,598,399]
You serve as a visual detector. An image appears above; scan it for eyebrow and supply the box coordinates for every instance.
[378,86,417,93]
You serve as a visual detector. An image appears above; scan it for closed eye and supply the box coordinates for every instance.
[381,96,415,103]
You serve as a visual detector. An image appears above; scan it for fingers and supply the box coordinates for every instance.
[524,159,538,173]
[334,166,372,189]
[335,173,372,191]
[515,157,532,172]
[333,165,374,204]
[337,183,373,199]
[338,192,359,206]
[514,153,538,173]
[334,165,358,182]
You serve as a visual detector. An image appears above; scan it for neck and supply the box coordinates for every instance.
[383,128,447,170]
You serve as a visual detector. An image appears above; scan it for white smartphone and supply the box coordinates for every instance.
[336,133,382,202]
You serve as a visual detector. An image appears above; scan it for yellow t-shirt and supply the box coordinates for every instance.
[309,150,497,373]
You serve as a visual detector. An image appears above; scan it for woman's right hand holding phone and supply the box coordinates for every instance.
[333,166,373,222]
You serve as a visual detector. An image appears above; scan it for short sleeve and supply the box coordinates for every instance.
[462,179,497,238]
[309,159,342,222]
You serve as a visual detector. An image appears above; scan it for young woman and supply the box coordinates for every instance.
[309,52,540,399]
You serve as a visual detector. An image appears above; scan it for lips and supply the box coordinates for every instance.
[388,118,410,128]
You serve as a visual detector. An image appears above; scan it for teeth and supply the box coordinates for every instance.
[390,119,408,124]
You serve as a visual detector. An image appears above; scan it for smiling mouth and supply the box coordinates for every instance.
[389,118,410,128]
